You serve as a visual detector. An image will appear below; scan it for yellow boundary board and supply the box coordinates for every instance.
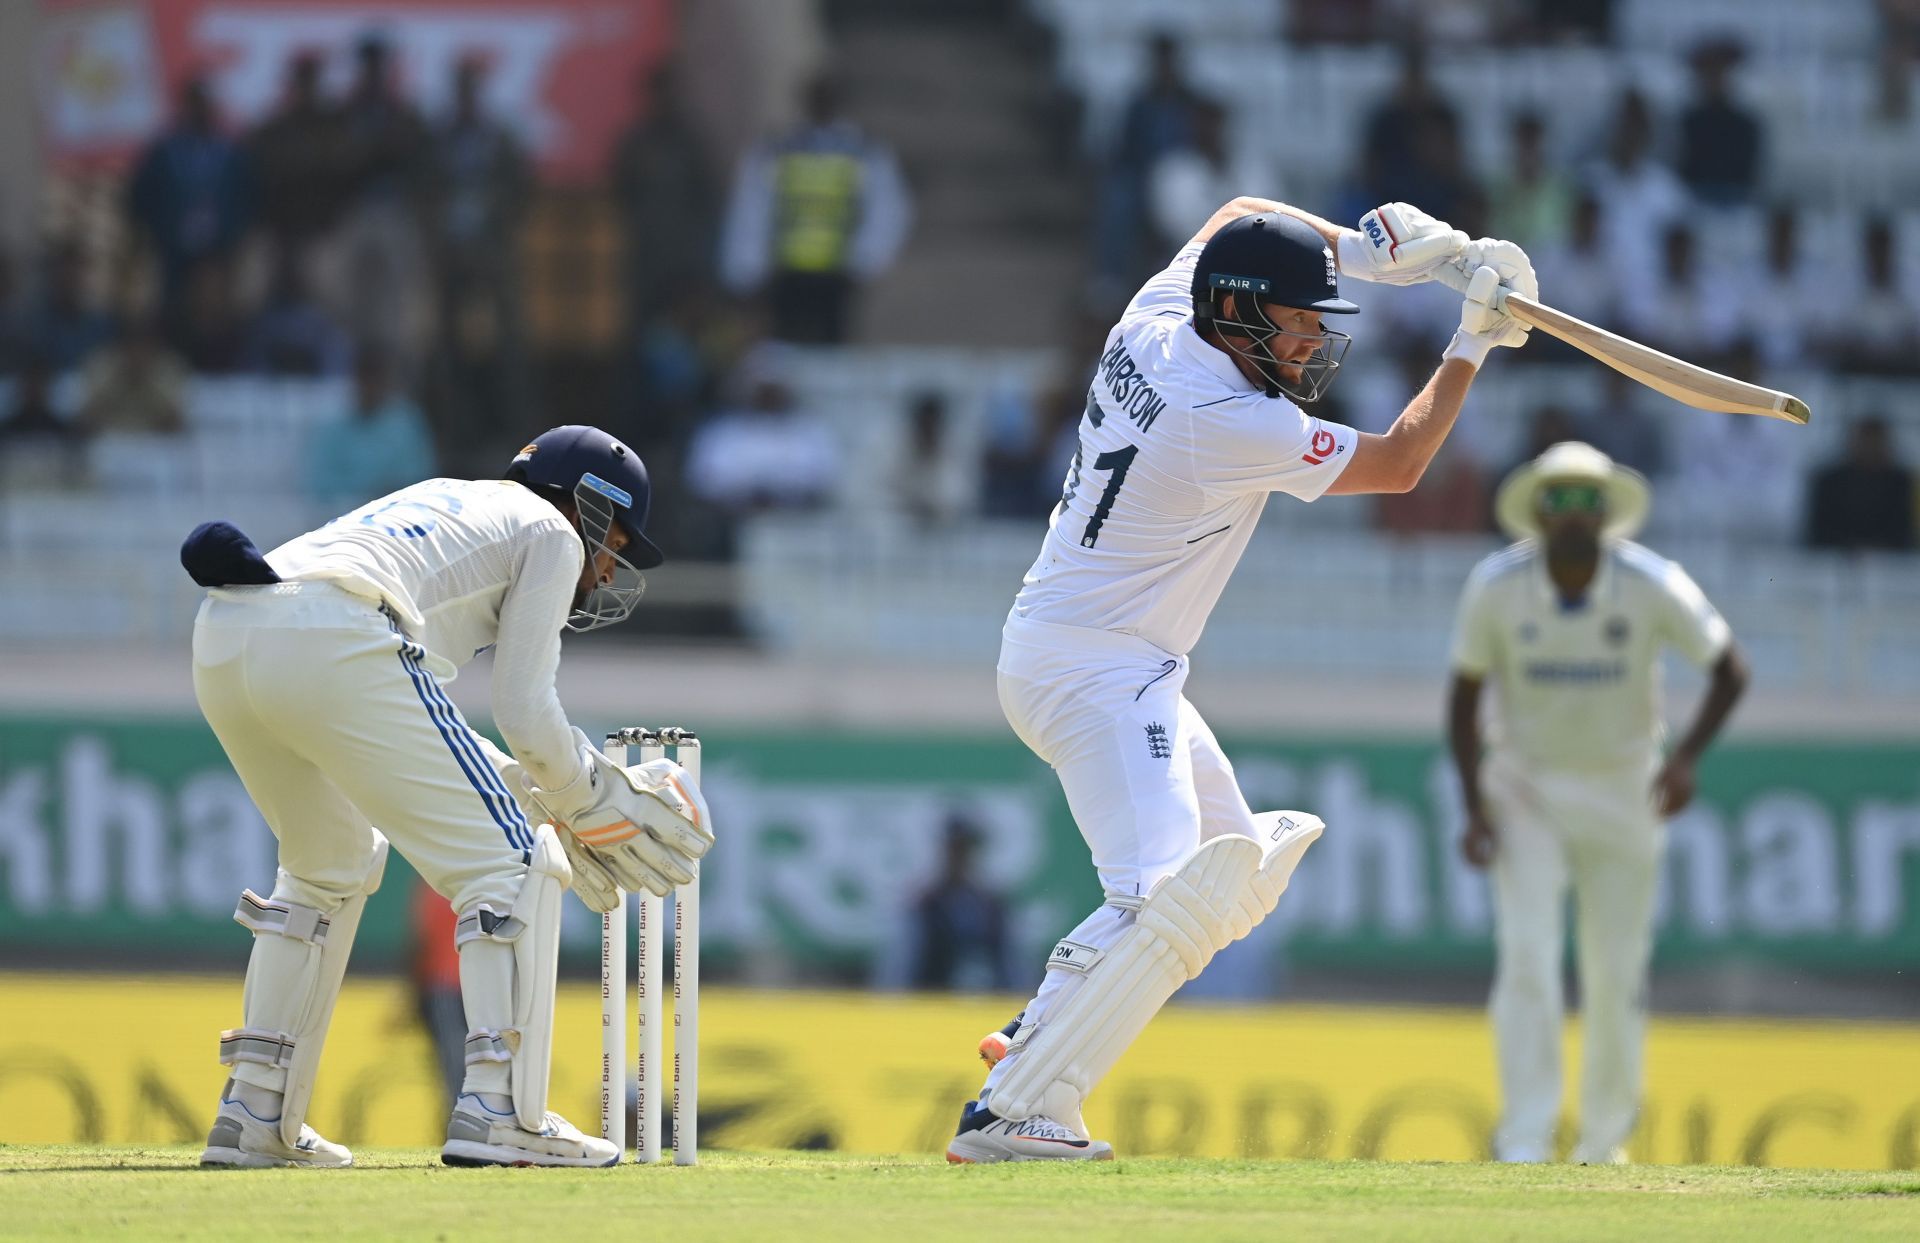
[3,974,1917,1168]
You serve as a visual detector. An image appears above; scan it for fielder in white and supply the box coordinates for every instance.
[1448,442,1748,1164]
[948,196,1540,1163]
[182,425,714,1168]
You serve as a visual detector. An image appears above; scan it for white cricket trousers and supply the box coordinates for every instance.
[1482,751,1662,1162]
[192,582,534,919]
[983,615,1263,1099]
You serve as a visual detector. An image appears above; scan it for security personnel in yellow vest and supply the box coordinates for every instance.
[720,74,912,343]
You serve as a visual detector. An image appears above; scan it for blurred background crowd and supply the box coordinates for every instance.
[3,0,1917,639]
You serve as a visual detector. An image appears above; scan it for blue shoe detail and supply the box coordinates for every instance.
[955,1099,997,1137]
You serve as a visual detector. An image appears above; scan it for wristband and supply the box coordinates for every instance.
[1441,330,1495,369]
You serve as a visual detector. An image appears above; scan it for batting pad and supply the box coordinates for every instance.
[222,829,390,1147]
[988,815,1323,1129]
[457,824,572,1131]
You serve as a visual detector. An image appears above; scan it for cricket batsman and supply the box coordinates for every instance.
[181,425,714,1168]
[1448,441,1749,1163]
[948,197,1539,1162]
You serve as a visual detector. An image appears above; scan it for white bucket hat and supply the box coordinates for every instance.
[1494,441,1650,542]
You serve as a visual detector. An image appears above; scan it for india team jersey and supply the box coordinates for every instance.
[1011,241,1358,654]
[1451,540,1732,771]
[266,477,587,786]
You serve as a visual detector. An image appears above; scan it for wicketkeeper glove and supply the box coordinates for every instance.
[523,729,714,899]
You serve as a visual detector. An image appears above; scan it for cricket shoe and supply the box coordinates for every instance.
[945,1100,1113,1164]
[199,1078,352,1168]
[441,1093,620,1167]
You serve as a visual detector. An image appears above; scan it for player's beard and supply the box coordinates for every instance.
[1216,307,1349,403]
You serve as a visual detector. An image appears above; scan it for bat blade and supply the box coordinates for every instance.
[1500,292,1810,425]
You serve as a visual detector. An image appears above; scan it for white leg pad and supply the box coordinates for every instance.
[222,830,390,1148]
[457,823,572,1131]
[987,814,1323,1126]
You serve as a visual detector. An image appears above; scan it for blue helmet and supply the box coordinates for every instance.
[1191,212,1357,403]
[506,425,664,630]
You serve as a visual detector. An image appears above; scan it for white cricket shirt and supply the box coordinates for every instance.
[267,477,587,790]
[1011,241,1358,654]
[1451,540,1732,772]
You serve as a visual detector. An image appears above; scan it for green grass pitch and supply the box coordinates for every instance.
[5,1146,1918,1242]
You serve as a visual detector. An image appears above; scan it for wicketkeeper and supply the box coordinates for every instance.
[1448,442,1748,1163]
[182,426,713,1168]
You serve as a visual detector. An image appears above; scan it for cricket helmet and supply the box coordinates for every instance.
[1191,212,1358,403]
[506,425,664,630]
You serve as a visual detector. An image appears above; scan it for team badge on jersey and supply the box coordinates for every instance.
[1145,722,1172,759]
[1605,616,1631,646]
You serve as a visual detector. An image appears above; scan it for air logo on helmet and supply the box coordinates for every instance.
[1210,273,1271,294]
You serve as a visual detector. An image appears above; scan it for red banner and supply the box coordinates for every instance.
[38,0,675,182]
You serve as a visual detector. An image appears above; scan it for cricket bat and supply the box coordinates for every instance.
[1498,291,1811,425]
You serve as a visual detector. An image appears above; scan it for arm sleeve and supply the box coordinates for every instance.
[1193,400,1359,500]
[1654,559,1732,668]
[489,521,589,792]
[1449,569,1499,677]
[1123,241,1204,323]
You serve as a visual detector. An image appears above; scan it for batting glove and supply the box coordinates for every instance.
[1338,202,1470,286]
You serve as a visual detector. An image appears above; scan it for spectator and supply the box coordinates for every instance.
[249,50,352,272]
[420,55,533,463]
[893,390,973,528]
[78,318,187,435]
[1619,223,1741,366]
[685,349,840,513]
[0,353,86,485]
[1806,416,1916,552]
[1356,42,1467,218]
[1667,344,1804,542]
[1148,99,1281,254]
[982,306,1107,519]
[1833,215,1920,375]
[167,259,248,374]
[1490,111,1573,249]
[28,243,116,374]
[718,73,911,344]
[1094,33,1209,289]
[1528,191,1616,331]
[1741,206,1835,368]
[125,77,253,315]
[1583,371,1667,480]
[337,32,429,357]
[1586,89,1687,296]
[305,347,436,507]
[612,63,720,330]
[904,816,1015,991]
[243,252,352,376]
[1677,39,1763,207]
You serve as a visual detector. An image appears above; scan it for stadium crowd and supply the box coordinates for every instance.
[1,3,1916,580]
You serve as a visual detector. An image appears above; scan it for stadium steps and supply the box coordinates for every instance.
[832,7,1088,346]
